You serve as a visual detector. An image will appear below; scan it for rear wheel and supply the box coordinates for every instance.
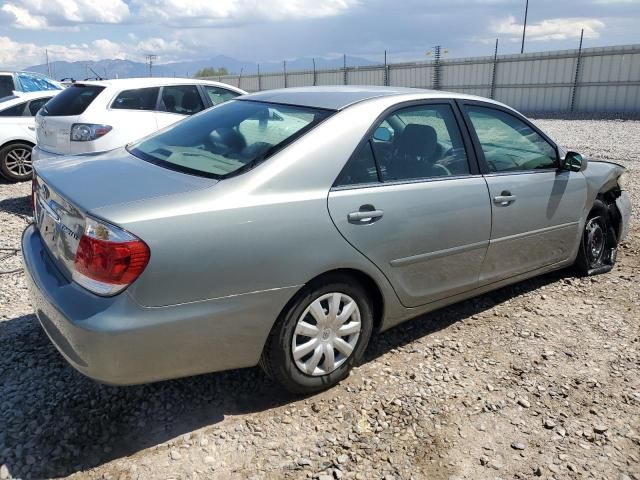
[260,275,374,394]
[574,199,617,275]
[0,143,33,182]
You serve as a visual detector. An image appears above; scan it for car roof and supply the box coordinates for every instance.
[0,90,57,109]
[73,77,246,93]
[239,86,505,111]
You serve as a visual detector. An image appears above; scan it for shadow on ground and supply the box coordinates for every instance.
[0,269,566,478]
[0,192,31,218]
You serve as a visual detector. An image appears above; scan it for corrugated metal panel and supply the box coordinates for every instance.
[316,70,343,85]
[261,74,285,90]
[239,75,259,92]
[287,72,314,87]
[348,68,385,85]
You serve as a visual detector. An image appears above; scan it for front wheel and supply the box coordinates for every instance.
[260,275,374,394]
[574,199,617,275]
[0,143,33,182]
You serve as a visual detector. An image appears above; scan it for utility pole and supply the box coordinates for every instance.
[521,0,529,54]
[45,49,52,78]
[145,54,157,77]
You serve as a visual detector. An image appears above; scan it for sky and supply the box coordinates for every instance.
[0,0,638,69]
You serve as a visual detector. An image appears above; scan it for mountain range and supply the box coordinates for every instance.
[25,55,378,81]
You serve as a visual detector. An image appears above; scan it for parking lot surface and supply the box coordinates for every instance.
[0,119,638,480]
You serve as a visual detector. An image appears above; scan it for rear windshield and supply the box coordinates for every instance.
[16,72,62,92]
[129,100,333,178]
[41,84,104,116]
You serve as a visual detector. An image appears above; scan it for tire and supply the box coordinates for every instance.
[0,142,33,182]
[260,274,374,395]
[574,199,617,276]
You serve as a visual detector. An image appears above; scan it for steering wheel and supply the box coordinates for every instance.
[431,163,451,176]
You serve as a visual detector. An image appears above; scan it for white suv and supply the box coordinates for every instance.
[33,78,245,161]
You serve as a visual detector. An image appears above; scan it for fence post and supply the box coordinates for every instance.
[570,29,584,113]
[343,54,348,85]
[490,38,499,99]
[313,58,317,86]
[432,45,442,90]
[257,64,261,91]
[238,67,243,89]
[384,50,389,86]
[283,60,287,88]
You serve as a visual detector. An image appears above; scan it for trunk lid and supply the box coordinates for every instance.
[33,148,217,279]
[35,113,75,154]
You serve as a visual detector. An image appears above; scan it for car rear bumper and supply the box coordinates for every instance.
[22,224,298,385]
[616,190,632,242]
[32,145,61,162]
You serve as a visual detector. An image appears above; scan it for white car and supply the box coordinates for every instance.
[0,91,58,181]
[33,78,246,161]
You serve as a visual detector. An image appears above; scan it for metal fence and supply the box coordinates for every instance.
[206,44,640,114]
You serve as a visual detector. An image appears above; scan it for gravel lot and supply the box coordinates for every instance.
[0,119,638,480]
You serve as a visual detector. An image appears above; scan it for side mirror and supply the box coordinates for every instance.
[562,151,587,172]
[373,126,393,142]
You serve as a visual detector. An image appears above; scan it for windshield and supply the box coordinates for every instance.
[16,72,62,92]
[130,100,333,178]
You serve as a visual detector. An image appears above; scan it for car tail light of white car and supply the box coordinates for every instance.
[73,217,150,296]
[70,123,112,142]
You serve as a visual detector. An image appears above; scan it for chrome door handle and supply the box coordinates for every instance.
[493,191,516,206]
[348,209,384,223]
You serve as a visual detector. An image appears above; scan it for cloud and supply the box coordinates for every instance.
[0,0,130,29]
[131,0,359,27]
[491,15,605,42]
[0,35,192,69]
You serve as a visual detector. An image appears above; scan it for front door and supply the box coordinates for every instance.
[328,102,491,308]
[461,103,586,284]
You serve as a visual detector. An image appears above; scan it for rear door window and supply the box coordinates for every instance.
[40,84,105,116]
[0,102,27,117]
[160,85,205,115]
[111,87,159,111]
[204,85,241,106]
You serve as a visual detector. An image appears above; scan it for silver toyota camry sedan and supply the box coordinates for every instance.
[23,86,631,394]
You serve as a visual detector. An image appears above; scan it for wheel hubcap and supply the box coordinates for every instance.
[585,217,605,264]
[4,147,32,177]
[291,292,362,376]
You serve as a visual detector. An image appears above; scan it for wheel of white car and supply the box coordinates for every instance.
[260,274,374,394]
[0,142,33,182]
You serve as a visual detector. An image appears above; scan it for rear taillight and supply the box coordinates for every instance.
[73,217,149,296]
[70,123,112,142]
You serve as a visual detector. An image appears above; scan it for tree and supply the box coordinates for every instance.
[194,67,229,78]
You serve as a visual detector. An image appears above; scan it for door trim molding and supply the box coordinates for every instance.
[390,240,489,267]
[490,221,579,245]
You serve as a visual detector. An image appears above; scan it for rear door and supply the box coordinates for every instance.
[155,84,206,129]
[105,86,159,144]
[328,101,491,308]
[459,101,586,284]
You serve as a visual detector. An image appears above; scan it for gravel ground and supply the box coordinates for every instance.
[0,119,638,480]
